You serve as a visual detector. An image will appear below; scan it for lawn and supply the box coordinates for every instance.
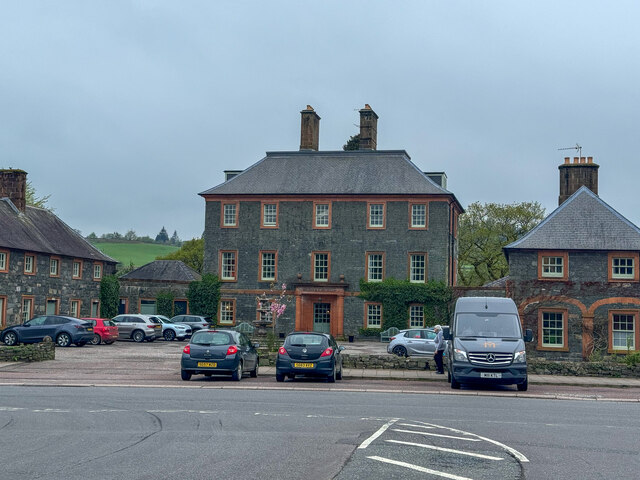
[91,241,180,268]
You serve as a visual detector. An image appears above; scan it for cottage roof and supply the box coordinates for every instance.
[200,150,461,207]
[0,198,116,263]
[119,260,201,282]
[504,186,640,254]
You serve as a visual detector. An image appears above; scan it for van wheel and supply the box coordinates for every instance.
[450,374,461,389]
[517,377,528,391]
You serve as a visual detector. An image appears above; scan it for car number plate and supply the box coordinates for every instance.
[294,363,314,369]
[87,327,93,332]
[480,372,502,379]
[197,362,217,368]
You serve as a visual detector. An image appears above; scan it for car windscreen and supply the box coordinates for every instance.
[286,334,326,347]
[455,313,522,338]
[191,332,233,346]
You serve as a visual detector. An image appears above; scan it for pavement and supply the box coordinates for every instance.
[1,340,640,393]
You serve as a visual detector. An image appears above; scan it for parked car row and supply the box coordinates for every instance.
[180,330,345,383]
[0,314,213,347]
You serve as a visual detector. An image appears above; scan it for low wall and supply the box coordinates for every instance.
[0,339,55,362]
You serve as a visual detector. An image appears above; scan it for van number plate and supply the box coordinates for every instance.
[481,372,502,379]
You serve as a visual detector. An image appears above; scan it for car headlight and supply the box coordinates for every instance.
[514,350,526,363]
[453,348,468,362]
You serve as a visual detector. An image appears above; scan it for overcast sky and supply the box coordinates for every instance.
[2,1,639,240]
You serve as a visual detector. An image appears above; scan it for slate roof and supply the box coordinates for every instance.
[504,186,640,254]
[0,198,116,263]
[200,150,461,207]
[119,260,201,282]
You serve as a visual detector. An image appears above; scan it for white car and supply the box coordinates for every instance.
[154,315,192,341]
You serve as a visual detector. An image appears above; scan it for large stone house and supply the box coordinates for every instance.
[504,157,640,360]
[0,169,117,328]
[199,105,462,338]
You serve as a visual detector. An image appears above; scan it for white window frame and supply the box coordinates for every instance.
[411,204,427,228]
[612,313,636,351]
[368,203,385,228]
[313,253,329,282]
[409,305,424,328]
[0,251,6,271]
[410,254,426,283]
[70,300,80,318]
[366,303,382,328]
[219,300,235,325]
[73,261,81,279]
[262,203,278,227]
[93,263,102,280]
[541,311,564,348]
[367,253,384,282]
[541,256,564,278]
[223,204,237,227]
[612,257,635,280]
[22,298,33,323]
[50,258,59,276]
[221,251,237,281]
[315,203,330,228]
[24,254,35,274]
[261,252,276,281]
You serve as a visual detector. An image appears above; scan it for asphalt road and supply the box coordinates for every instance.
[1,386,638,480]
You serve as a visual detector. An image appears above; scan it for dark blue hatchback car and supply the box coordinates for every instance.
[1,315,94,347]
[276,332,345,382]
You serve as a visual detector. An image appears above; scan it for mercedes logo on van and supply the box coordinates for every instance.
[486,353,495,363]
[302,348,307,353]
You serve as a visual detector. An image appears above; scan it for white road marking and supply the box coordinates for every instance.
[397,422,435,429]
[392,428,481,441]
[367,456,474,480]
[385,439,504,460]
[33,409,70,413]
[0,407,25,411]
[413,421,529,463]
[358,418,399,449]
[147,409,219,414]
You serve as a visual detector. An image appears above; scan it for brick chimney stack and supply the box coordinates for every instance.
[558,156,599,205]
[359,104,378,150]
[0,169,27,212]
[300,105,320,151]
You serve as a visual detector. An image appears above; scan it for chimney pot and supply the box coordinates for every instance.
[587,156,593,163]
[564,157,570,164]
[573,157,579,164]
[580,156,586,164]
[300,106,320,151]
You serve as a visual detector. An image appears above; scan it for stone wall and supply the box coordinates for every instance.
[0,339,55,362]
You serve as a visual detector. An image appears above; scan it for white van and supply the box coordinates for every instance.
[443,297,533,391]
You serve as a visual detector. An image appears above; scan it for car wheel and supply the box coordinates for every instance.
[250,359,259,378]
[56,333,72,347]
[132,330,145,343]
[163,330,176,341]
[3,331,18,346]
[181,370,192,381]
[517,377,528,391]
[450,373,461,389]
[336,362,343,380]
[327,366,336,383]
[275,372,285,382]
[392,345,408,357]
[231,362,243,381]
[90,334,102,345]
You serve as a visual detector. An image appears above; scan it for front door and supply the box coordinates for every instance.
[313,303,331,333]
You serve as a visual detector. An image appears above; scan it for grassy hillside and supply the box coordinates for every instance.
[91,241,180,268]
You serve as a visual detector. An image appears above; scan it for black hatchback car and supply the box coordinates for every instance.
[276,332,345,382]
[1,315,94,347]
[180,329,259,381]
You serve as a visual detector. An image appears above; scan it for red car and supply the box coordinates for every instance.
[83,318,119,345]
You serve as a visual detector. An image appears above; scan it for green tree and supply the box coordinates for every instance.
[99,275,120,318]
[170,230,181,245]
[457,201,546,286]
[155,226,169,243]
[186,274,221,319]
[25,180,52,209]
[158,237,204,273]
[343,133,360,151]
[156,291,175,317]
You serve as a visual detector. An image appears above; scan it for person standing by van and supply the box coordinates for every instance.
[433,325,445,374]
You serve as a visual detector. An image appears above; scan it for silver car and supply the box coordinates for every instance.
[111,314,162,343]
[387,328,436,357]
[155,315,192,341]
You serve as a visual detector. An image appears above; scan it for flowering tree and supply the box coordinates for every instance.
[257,283,291,331]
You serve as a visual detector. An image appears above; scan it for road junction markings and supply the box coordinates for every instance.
[357,418,528,479]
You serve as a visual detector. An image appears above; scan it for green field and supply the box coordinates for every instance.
[91,241,180,268]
